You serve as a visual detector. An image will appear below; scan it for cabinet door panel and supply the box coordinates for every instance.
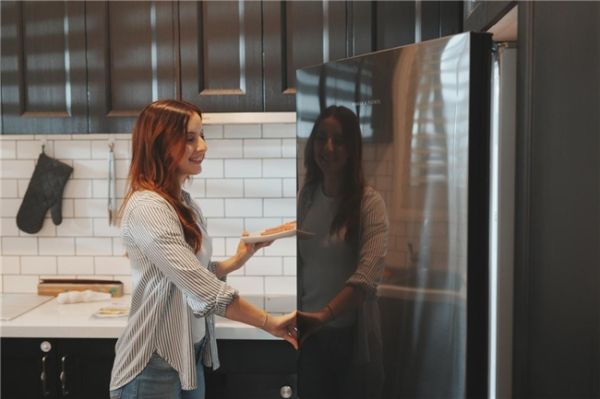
[1,338,59,399]
[86,1,177,133]
[1,1,87,134]
[180,1,262,112]
[263,1,347,111]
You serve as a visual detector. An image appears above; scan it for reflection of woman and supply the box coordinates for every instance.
[297,106,389,399]
[109,100,297,399]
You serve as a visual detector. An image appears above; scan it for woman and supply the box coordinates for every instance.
[109,100,297,399]
[297,106,389,399]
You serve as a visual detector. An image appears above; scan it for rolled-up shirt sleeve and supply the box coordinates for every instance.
[126,201,237,317]
[347,189,389,296]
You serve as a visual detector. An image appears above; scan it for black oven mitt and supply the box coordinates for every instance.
[16,152,73,234]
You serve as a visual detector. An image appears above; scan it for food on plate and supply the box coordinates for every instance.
[260,221,296,236]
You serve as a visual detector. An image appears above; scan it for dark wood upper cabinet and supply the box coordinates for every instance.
[263,1,347,112]
[1,1,464,131]
[86,1,177,133]
[179,1,263,113]
[0,1,87,134]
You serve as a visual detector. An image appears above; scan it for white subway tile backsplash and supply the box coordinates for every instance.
[206,179,243,198]
[262,124,296,138]
[74,199,107,217]
[244,179,282,198]
[282,139,296,158]
[58,256,94,275]
[112,238,125,256]
[73,160,107,179]
[95,256,130,275]
[244,139,281,158]
[264,237,296,256]
[224,159,262,178]
[204,125,224,139]
[283,179,297,197]
[75,238,112,256]
[195,198,224,218]
[3,237,38,255]
[54,141,92,159]
[0,160,35,178]
[1,125,298,298]
[227,276,264,295]
[263,159,295,178]
[1,180,18,198]
[225,199,262,217]
[206,218,244,237]
[92,219,120,238]
[263,198,296,217]
[244,257,282,276]
[199,159,224,178]
[21,256,57,274]
[1,218,20,236]
[265,276,296,294]
[0,256,20,274]
[206,139,243,159]
[0,140,16,159]
[16,140,47,159]
[211,237,226,257]
[1,199,21,218]
[283,257,296,276]
[57,218,94,237]
[38,238,74,255]
[224,124,261,139]
[63,179,93,199]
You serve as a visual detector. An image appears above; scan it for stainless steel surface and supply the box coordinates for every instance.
[0,293,53,321]
[297,32,490,398]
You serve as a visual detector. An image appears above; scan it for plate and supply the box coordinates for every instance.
[93,306,129,318]
[241,228,297,244]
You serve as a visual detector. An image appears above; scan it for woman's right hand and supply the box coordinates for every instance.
[263,311,298,350]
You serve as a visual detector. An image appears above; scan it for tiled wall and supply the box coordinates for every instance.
[0,123,297,304]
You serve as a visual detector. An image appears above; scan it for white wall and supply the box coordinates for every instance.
[0,123,297,307]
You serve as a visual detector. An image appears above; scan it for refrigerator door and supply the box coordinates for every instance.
[296,32,492,399]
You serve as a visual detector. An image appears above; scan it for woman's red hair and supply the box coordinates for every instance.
[122,99,203,252]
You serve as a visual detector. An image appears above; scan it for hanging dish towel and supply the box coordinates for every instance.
[108,143,117,225]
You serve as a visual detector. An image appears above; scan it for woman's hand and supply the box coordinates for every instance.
[297,308,332,346]
[233,236,273,267]
[263,311,298,350]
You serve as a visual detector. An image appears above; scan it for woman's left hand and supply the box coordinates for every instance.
[234,234,273,268]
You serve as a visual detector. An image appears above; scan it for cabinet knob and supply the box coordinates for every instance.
[40,341,52,353]
[280,385,293,398]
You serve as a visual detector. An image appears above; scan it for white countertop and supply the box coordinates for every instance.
[0,295,289,340]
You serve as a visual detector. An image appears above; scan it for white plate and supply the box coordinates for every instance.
[92,306,129,318]
[241,228,297,244]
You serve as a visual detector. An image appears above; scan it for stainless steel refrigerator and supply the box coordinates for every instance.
[296,32,493,398]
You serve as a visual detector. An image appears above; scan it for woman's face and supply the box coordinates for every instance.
[313,116,349,176]
[176,112,207,181]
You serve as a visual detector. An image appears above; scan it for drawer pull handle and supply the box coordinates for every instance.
[60,355,70,396]
[40,354,50,397]
[280,385,293,398]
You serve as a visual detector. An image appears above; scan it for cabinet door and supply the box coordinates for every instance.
[180,1,262,113]
[0,1,87,134]
[263,1,347,111]
[86,1,177,133]
[1,338,59,399]
[56,338,116,399]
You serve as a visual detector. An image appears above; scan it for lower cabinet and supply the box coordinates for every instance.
[1,338,297,399]
[0,338,117,399]
[206,340,298,399]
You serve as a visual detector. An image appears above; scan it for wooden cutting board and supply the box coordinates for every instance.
[37,279,124,297]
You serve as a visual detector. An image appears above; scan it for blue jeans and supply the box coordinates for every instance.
[110,341,205,399]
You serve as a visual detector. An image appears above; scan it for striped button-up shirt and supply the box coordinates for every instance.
[110,190,237,391]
